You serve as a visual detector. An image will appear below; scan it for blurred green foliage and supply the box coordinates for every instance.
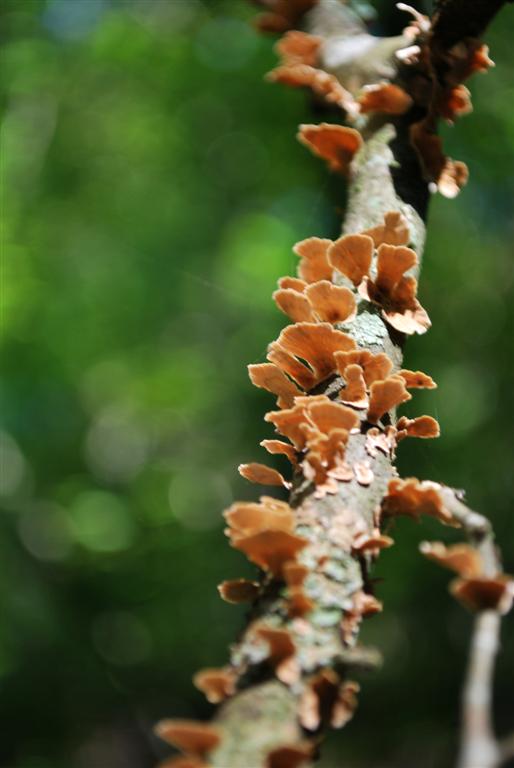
[1,1,513,767]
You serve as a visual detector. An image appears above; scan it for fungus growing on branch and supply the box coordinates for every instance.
[293,237,333,283]
[238,462,290,488]
[218,578,260,604]
[298,123,363,175]
[358,83,413,114]
[328,234,373,287]
[249,362,303,409]
[396,415,440,440]
[265,743,313,768]
[275,30,322,66]
[193,667,237,704]
[362,211,410,247]
[382,478,456,526]
[233,530,309,578]
[154,720,221,758]
[269,322,356,386]
[273,279,357,325]
[367,376,412,424]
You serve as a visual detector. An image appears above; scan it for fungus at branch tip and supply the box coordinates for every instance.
[238,462,290,488]
[297,123,363,176]
[268,322,357,388]
[382,478,457,526]
[217,578,260,604]
[154,720,221,757]
[358,83,413,115]
[193,667,237,704]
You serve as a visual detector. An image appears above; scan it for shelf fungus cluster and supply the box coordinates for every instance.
[155,208,448,767]
[154,6,512,768]
[263,5,496,198]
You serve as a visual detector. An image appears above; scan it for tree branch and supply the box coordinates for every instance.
[156,2,512,767]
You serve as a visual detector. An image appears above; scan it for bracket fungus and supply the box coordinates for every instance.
[367,376,412,424]
[382,478,456,526]
[249,362,302,409]
[217,578,260,604]
[154,720,221,759]
[269,322,356,387]
[358,83,413,114]
[193,667,237,704]
[293,237,333,283]
[265,743,313,768]
[297,123,363,175]
[238,462,290,488]
[273,279,357,325]
[233,529,309,578]
[361,211,410,248]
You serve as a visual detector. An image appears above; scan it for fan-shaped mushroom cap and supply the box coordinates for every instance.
[305,281,357,323]
[293,237,333,283]
[328,234,373,286]
[275,30,322,66]
[233,530,309,577]
[367,376,411,424]
[218,578,260,604]
[298,123,363,175]
[382,478,456,525]
[273,288,315,323]
[261,439,298,465]
[193,667,237,704]
[249,362,303,409]
[238,462,290,487]
[358,83,413,114]
[362,211,410,247]
[450,576,514,614]
[154,720,221,757]
[420,541,482,578]
[396,415,440,439]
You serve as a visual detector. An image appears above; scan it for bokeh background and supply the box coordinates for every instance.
[1,1,513,766]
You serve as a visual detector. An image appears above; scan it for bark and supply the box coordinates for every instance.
[202,3,511,767]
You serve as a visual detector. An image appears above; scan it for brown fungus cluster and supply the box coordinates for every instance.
[154,7,510,766]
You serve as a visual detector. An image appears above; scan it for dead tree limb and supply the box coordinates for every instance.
[155,2,513,767]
